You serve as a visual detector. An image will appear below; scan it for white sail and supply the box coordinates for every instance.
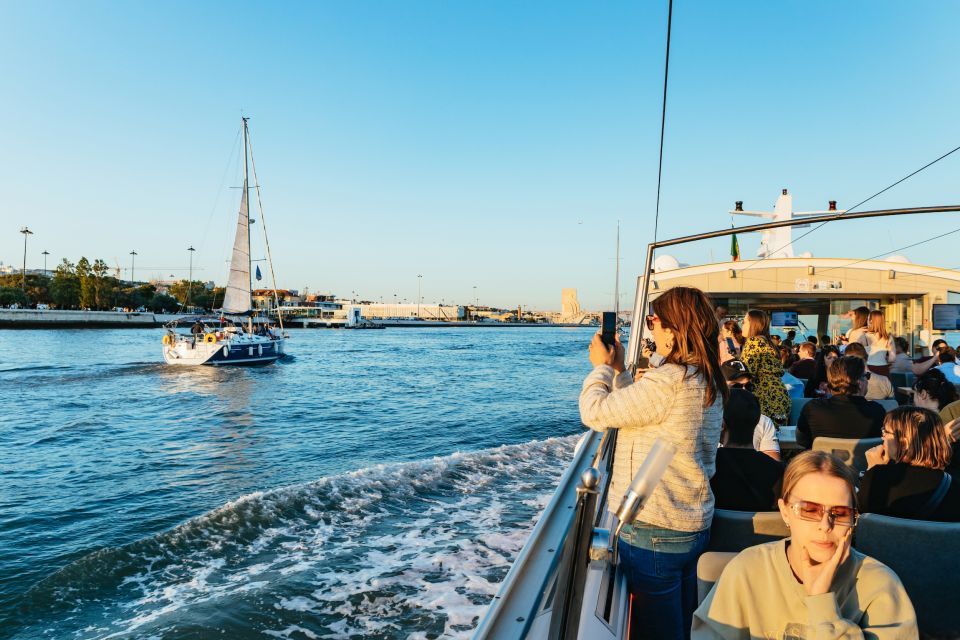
[222,185,252,314]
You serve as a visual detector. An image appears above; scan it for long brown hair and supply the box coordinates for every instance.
[651,287,728,407]
[851,306,870,331]
[744,309,777,352]
[883,406,953,470]
[867,310,889,340]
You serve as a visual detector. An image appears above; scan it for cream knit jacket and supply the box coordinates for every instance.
[579,362,723,532]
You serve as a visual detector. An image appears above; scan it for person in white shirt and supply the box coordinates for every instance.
[863,310,896,367]
[843,342,894,400]
[721,359,781,460]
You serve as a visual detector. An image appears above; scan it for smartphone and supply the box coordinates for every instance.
[601,311,617,347]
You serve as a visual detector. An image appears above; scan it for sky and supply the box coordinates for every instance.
[2,1,959,311]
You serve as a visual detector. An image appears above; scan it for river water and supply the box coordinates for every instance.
[0,327,593,639]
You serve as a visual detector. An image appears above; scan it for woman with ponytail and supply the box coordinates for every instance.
[580,286,727,639]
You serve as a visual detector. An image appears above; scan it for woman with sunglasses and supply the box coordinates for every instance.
[860,406,960,521]
[693,450,917,638]
[581,286,727,639]
[741,309,791,425]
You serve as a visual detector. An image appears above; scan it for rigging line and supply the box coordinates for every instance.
[734,142,960,274]
[817,225,960,274]
[652,0,673,246]
[201,126,243,260]
[246,127,284,332]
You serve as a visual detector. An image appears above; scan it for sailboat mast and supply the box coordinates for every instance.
[241,117,252,308]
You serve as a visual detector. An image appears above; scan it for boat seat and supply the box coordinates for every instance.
[707,509,789,553]
[788,397,812,426]
[811,437,881,473]
[855,513,960,634]
[875,398,899,412]
[696,551,737,605]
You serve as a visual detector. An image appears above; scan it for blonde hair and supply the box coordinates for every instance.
[867,310,889,340]
[781,450,858,505]
[884,406,953,471]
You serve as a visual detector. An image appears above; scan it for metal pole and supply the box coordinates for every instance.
[242,117,252,304]
[129,250,137,284]
[20,227,33,290]
[42,250,49,276]
[187,246,195,308]
[417,274,422,319]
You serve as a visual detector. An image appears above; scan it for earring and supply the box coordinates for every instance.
[785,521,790,528]
[666,339,674,350]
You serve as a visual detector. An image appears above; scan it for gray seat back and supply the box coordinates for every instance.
[707,509,789,553]
[855,513,960,634]
[788,397,812,426]
[876,398,899,412]
[696,551,737,605]
[811,437,882,473]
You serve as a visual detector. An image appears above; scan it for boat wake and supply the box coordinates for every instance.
[12,435,578,639]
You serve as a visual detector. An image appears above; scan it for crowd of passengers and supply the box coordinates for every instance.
[579,290,959,638]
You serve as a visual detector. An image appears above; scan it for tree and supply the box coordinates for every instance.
[0,287,29,308]
[77,257,94,309]
[49,259,80,309]
[91,259,112,309]
[148,293,178,313]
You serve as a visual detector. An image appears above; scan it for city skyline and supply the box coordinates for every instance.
[3,2,960,309]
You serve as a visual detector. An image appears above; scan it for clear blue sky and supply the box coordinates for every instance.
[2,1,959,310]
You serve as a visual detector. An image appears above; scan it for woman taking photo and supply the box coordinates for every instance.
[580,286,726,639]
[741,310,791,424]
[846,305,870,345]
[693,450,917,638]
[719,320,745,364]
[861,406,960,521]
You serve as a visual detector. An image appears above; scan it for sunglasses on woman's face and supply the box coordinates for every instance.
[645,314,660,331]
[788,500,858,528]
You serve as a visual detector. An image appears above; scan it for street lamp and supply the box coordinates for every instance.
[129,250,138,284]
[42,250,49,276]
[19,227,33,290]
[417,274,422,319]
[187,246,195,307]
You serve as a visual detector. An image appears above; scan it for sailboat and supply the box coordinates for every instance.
[161,118,287,366]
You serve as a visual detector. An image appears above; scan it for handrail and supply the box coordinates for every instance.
[473,430,606,639]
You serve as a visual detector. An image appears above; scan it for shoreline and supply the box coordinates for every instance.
[0,309,597,330]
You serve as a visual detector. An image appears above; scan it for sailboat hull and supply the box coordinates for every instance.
[163,335,284,367]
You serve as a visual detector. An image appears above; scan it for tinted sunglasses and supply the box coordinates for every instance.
[788,500,858,528]
[645,314,658,330]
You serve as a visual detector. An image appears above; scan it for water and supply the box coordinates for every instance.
[0,327,593,639]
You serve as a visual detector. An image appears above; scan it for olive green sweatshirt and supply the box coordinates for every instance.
[692,540,917,639]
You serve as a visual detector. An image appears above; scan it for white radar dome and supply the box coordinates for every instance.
[654,255,681,272]
[798,251,814,258]
[883,255,911,264]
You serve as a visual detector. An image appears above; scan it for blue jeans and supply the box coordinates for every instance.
[619,522,710,640]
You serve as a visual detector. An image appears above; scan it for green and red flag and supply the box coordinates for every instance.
[730,230,740,262]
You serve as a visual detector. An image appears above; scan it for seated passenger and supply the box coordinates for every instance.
[796,356,884,449]
[910,368,959,415]
[934,346,960,383]
[804,345,840,398]
[843,342,894,400]
[890,336,937,376]
[789,342,817,380]
[860,406,960,521]
[693,450,917,638]
[721,360,780,459]
[712,390,785,511]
